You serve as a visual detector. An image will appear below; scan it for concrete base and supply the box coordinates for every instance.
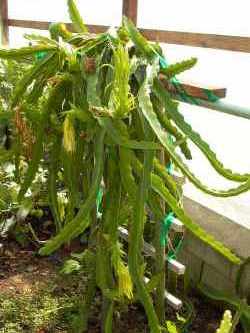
[177,197,250,297]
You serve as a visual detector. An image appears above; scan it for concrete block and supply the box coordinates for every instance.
[184,232,208,260]
[180,196,250,296]
[179,247,250,296]
[183,231,234,279]
[177,249,203,285]
[238,264,250,298]
[183,196,250,259]
[201,263,236,296]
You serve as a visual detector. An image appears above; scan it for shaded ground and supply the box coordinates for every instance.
[0,241,243,333]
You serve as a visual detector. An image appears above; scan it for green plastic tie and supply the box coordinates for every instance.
[171,80,200,106]
[159,55,168,69]
[160,212,174,247]
[35,51,47,61]
[96,187,103,217]
[203,88,220,103]
[166,162,173,174]
[156,51,218,105]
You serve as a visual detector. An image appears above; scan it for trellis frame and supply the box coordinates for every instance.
[1,0,250,52]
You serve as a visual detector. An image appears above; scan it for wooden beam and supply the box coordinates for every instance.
[122,0,138,25]
[7,19,250,53]
[7,19,108,34]
[0,0,9,45]
[141,28,250,53]
[6,19,228,103]
[159,75,227,101]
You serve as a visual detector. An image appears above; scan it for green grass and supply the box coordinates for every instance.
[0,278,86,333]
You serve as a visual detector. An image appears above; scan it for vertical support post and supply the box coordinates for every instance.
[154,149,166,324]
[122,0,138,25]
[0,0,9,45]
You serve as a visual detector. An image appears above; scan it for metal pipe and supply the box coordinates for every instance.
[173,94,250,120]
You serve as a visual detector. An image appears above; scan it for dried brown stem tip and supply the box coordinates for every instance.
[84,57,96,74]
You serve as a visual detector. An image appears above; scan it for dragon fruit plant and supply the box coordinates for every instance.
[0,1,249,331]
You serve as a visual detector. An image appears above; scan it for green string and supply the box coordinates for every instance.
[160,212,184,259]
[167,234,184,260]
[156,58,186,257]
[126,51,187,257]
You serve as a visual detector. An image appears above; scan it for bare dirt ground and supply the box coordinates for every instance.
[0,240,243,333]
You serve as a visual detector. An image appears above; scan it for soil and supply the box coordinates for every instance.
[0,240,244,333]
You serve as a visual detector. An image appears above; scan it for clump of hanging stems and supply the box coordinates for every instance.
[0,1,250,332]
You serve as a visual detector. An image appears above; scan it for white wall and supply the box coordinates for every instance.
[8,0,122,26]
[163,44,250,229]
[137,0,250,36]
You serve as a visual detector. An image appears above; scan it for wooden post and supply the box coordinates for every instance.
[0,0,9,45]
[122,0,138,25]
[154,149,166,324]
